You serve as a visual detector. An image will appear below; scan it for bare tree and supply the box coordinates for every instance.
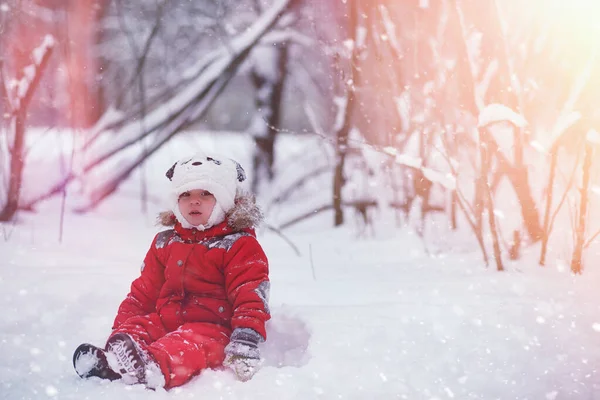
[0,35,54,222]
[332,0,362,226]
[249,43,289,193]
[479,134,504,271]
[475,0,543,242]
[76,0,298,211]
[538,129,581,266]
[571,137,594,274]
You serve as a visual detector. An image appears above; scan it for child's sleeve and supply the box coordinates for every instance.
[112,234,166,330]
[223,235,270,341]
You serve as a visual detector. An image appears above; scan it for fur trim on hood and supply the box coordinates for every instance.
[157,191,263,231]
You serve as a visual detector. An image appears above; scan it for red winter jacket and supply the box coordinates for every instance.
[112,198,270,340]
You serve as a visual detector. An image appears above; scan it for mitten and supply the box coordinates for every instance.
[223,328,263,382]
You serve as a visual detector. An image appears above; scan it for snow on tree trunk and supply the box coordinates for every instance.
[0,35,54,222]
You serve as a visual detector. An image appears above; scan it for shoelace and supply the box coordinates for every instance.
[110,340,139,375]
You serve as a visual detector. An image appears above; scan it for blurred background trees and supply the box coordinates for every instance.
[2,0,600,272]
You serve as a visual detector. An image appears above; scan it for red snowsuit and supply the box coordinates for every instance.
[110,208,270,389]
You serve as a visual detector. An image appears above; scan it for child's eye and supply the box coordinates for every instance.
[201,191,212,196]
[179,192,190,198]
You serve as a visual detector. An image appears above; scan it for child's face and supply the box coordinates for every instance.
[177,189,216,226]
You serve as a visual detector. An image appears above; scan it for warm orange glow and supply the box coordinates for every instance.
[531,0,600,50]
[545,0,600,27]
[1,0,99,128]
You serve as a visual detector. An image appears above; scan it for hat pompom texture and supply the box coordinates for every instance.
[166,152,246,229]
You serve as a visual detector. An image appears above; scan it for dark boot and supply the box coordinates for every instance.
[73,343,122,381]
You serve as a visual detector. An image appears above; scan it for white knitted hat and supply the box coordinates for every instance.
[165,152,246,230]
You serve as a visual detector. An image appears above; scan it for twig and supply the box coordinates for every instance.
[433,141,479,223]
[546,147,581,242]
[264,223,301,256]
[539,146,558,265]
[1,220,16,241]
[60,16,72,243]
[309,243,316,281]
[278,200,377,231]
[435,140,490,266]
[267,166,330,209]
[584,228,600,249]
[21,126,55,160]
[114,0,168,109]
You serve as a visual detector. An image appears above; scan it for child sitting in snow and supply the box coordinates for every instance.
[73,152,270,390]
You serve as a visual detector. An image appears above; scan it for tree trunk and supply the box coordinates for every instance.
[450,191,458,230]
[251,44,289,194]
[480,135,504,271]
[0,115,26,221]
[333,125,350,226]
[487,0,543,242]
[509,230,521,260]
[571,141,593,274]
[0,39,53,221]
[333,0,359,226]
[474,176,485,235]
[508,164,543,241]
[539,147,558,265]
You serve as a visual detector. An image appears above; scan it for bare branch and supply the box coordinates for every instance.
[74,70,235,212]
[0,35,54,221]
[435,139,490,267]
[264,223,301,256]
[114,0,169,109]
[279,200,377,231]
[266,166,330,209]
[584,228,600,249]
[24,0,298,212]
[546,147,581,242]
[0,60,13,114]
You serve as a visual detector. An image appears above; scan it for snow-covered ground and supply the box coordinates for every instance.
[2,133,600,400]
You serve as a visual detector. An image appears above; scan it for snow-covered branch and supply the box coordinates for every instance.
[83,0,295,173]
[0,34,55,221]
[382,147,455,190]
[10,35,55,111]
[74,72,235,212]
[68,0,297,210]
[378,5,402,57]
[478,103,527,130]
